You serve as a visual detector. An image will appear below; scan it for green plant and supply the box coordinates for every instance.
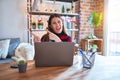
[66,8,70,12]
[91,44,98,49]
[38,22,43,25]
[88,35,97,39]
[87,12,103,39]
[62,5,65,13]
[88,12,103,27]
[19,60,26,65]
[32,22,36,25]
[18,59,27,73]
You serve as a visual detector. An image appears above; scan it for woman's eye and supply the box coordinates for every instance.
[52,22,56,24]
[52,20,61,25]
[58,21,61,23]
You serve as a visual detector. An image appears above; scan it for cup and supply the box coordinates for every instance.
[80,50,96,69]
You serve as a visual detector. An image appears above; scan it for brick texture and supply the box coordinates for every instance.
[75,0,104,42]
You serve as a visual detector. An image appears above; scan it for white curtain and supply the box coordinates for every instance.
[105,0,120,56]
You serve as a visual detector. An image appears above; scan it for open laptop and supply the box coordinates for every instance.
[34,42,74,67]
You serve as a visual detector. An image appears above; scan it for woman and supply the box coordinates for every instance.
[30,14,72,42]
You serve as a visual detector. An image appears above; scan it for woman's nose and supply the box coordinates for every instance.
[56,22,60,26]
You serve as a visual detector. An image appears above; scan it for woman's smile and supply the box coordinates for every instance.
[51,17,63,34]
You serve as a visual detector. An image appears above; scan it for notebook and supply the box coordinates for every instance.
[34,42,74,67]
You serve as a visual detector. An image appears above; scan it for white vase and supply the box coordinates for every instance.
[38,25,43,29]
[32,0,40,11]
[32,25,36,29]
[91,27,94,36]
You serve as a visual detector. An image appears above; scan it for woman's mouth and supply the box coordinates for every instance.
[56,27,61,30]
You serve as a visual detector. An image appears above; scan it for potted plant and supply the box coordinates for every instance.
[32,22,36,29]
[66,8,71,13]
[91,44,98,52]
[38,22,43,29]
[62,5,65,13]
[18,59,27,73]
[88,12,103,39]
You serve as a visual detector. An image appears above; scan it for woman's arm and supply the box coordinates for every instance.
[29,28,41,42]
[29,28,61,42]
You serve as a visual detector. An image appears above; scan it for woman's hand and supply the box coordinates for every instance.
[29,28,41,42]
[33,34,41,42]
[47,30,61,42]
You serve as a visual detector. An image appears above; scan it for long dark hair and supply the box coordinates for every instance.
[47,14,67,34]
[41,14,67,41]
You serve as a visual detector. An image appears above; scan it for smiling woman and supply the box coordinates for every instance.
[30,14,72,42]
[41,14,72,42]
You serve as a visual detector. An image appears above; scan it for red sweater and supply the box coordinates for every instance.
[41,32,72,42]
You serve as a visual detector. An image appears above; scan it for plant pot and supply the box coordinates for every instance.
[92,49,97,52]
[38,25,43,29]
[18,63,27,73]
[32,25,36,29]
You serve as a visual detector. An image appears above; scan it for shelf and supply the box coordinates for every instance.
[27,0,80,44]
[31,29,78,31]
[29,11,79,17]
[48,0,78,2]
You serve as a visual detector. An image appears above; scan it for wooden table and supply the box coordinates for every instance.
[0,55,120,80]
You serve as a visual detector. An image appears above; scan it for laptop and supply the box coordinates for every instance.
[34,42,74,67]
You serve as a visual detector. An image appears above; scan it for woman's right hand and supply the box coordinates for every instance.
[33,34,41,42]
[29,28,41,42]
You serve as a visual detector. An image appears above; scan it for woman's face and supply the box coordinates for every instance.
[50,17,63,34]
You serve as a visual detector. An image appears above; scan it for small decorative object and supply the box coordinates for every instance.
[32,0,40,11]
[87,34,98,39]
[66,8,71,13]
[32,22,36,29]
[62,5,65,13]
[18,60,27,73]
[38,21,43,29]
[67,21,72,29]
[88,12,103,38]
[66,17,72,29]
[91,44,98,52]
